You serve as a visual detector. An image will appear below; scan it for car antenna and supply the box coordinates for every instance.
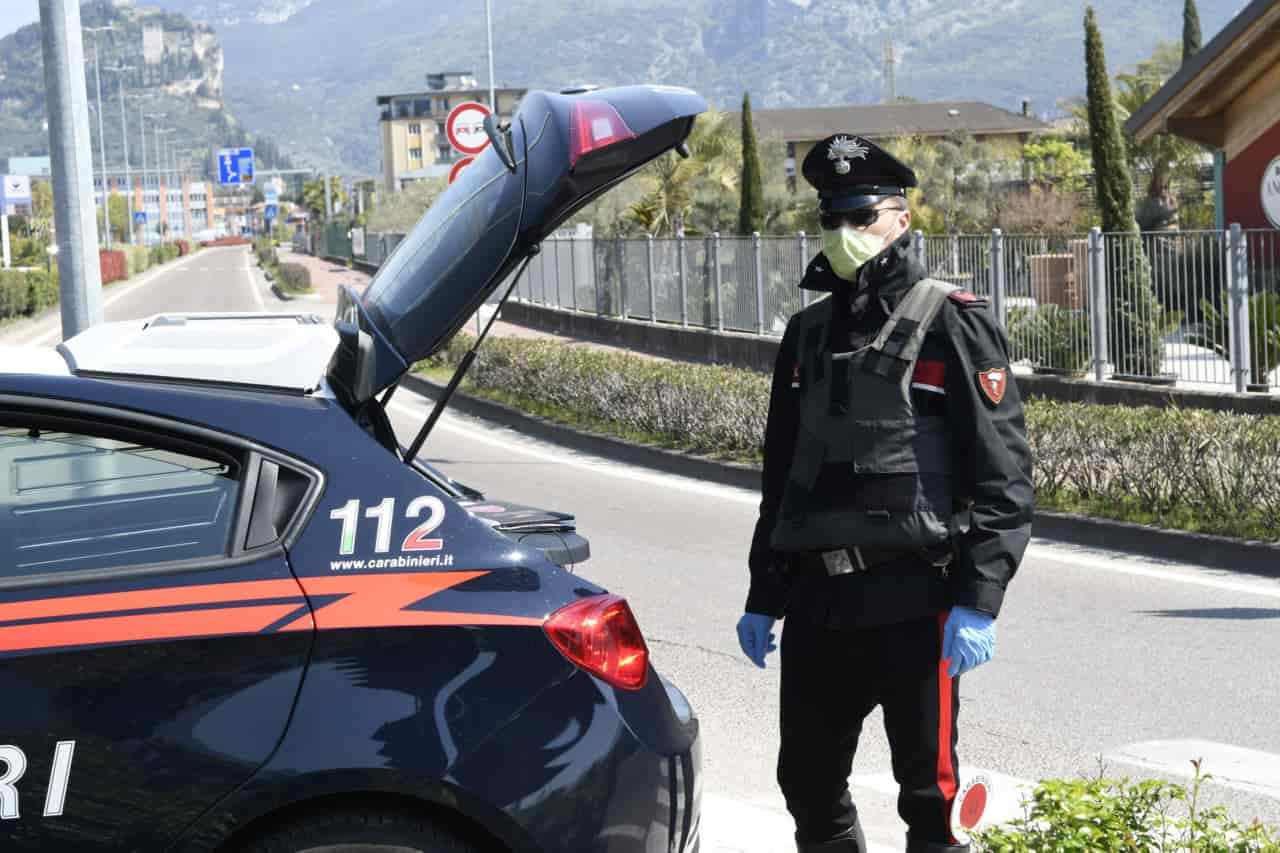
[403,248,539,464]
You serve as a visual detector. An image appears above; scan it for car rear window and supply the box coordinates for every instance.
[0,427,239,579]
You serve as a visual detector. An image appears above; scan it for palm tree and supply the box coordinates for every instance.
[627,109,738,236]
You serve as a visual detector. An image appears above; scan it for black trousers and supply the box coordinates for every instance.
[777,612,961,845]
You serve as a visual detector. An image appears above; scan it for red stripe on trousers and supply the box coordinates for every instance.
[936,610,958,829]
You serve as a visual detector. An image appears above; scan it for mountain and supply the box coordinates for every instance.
[0,0,292,181]
[35,0,1248,176]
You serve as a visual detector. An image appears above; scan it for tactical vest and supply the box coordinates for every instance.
[770,278,959,553]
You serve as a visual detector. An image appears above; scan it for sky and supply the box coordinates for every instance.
[1,2,41,40]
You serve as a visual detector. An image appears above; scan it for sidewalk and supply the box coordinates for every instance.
[278,247,371,303]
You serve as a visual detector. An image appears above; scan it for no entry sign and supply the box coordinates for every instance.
[445,102,492,156]
[449,157,476,185]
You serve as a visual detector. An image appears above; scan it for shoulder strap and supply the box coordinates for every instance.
[869,278,958,364]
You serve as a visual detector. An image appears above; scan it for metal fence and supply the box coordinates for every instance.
[324,226,1280,394]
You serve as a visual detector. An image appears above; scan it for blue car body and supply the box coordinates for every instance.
[0,83,707,853]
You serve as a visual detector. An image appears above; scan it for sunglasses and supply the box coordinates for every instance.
[820,206,905,231]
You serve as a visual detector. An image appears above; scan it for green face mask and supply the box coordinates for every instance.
[821,226,885,281]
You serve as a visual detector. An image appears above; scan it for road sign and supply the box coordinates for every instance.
[264,204,279,220]
[1263,156,1280,230]
[134,211,147,225]
[217,148,255,185]
[448,157,476,185]
[1,175,32,206]
[445,102,492,156]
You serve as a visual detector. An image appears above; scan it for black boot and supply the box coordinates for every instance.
[797,822,867,853]
[904,830,970,853]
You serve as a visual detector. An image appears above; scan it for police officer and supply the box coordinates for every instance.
[734,135,1034,853]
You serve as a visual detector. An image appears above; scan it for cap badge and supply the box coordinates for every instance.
[828,135,869,175]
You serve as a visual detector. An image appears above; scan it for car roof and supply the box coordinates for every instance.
[56,313,340,393]
[0,345,75,377]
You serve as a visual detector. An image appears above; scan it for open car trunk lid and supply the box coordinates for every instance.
[326,85,707,406]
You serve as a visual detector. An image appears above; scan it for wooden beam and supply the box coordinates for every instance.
[1224,57,1280,160]
[1133,5,1280,141]
[1166,114,1227,147]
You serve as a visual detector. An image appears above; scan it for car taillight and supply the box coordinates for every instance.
[568,100,636,169]
[544,594,649,690]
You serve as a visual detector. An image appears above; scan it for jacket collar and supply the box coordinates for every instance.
[799,230,925,311]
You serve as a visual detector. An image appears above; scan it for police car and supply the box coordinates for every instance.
[0,85,705,853]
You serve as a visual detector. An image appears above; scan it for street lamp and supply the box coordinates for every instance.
[155,127,176,246]
[84,24,113,249]
[104,64,135,244]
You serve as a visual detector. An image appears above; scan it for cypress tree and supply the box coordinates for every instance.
[737,92,765,235]
[1084,6,1135,235]
[1085,6,1168,377]
[1182,0,1203,63]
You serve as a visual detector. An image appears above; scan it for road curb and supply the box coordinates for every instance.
[402,373,1280,579]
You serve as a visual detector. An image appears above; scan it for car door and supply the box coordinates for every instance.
[0,401,319,851]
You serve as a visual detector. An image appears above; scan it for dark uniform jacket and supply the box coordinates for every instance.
[746,231,1034,628]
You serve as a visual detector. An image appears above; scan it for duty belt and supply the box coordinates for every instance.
[807,544,954,576]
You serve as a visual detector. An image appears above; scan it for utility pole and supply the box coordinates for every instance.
[143,110,165,247]
[85,24,113,249]
[39,0,104,338]
[882,39,897,104]
[156,127,175,246]
[106,65,134,244]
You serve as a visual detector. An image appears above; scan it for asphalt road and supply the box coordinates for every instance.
[11,247,1280,851]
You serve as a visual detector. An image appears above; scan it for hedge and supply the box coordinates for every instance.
[99,249,127,285]
[276,261,311,293]
[424,333,1280,542]
[0,269,58,321]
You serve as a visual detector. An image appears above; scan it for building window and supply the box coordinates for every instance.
[408,147,423,162]
[397,101,410,118]
[414,99,431,117]
[408,123,421,136]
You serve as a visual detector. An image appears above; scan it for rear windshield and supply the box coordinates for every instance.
[361,142,524,362]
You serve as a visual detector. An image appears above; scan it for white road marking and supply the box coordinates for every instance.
[242,248,266,311]
[19,248,235,346]
[389,391,1280,603]
[1106,740,1280,799]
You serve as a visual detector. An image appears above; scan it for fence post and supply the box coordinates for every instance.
[646,233,656,323]
[912,229,926,272]
[713,231,724,332]
[798,231,809,309]
[677,232,688,328]
[593,235,603,317]
[990,228,1007,327]
[618,236,629,320]
[568,235,578,312]
[1088,227,1109,382]
[753,231,765,335]
[1227,223,1253,394]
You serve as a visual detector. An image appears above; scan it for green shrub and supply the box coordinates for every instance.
[1008,305,1091,374]
[975,761,1280,851]
[1188,291,1280,388]
[276,261,312,293]
[0,270,31,319]
[425,334,1280,541]
[25,270,57,313]
[125,246,150,277]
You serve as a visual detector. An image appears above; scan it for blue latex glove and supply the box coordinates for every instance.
[942,606,997,678]
[736,613,778,668]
